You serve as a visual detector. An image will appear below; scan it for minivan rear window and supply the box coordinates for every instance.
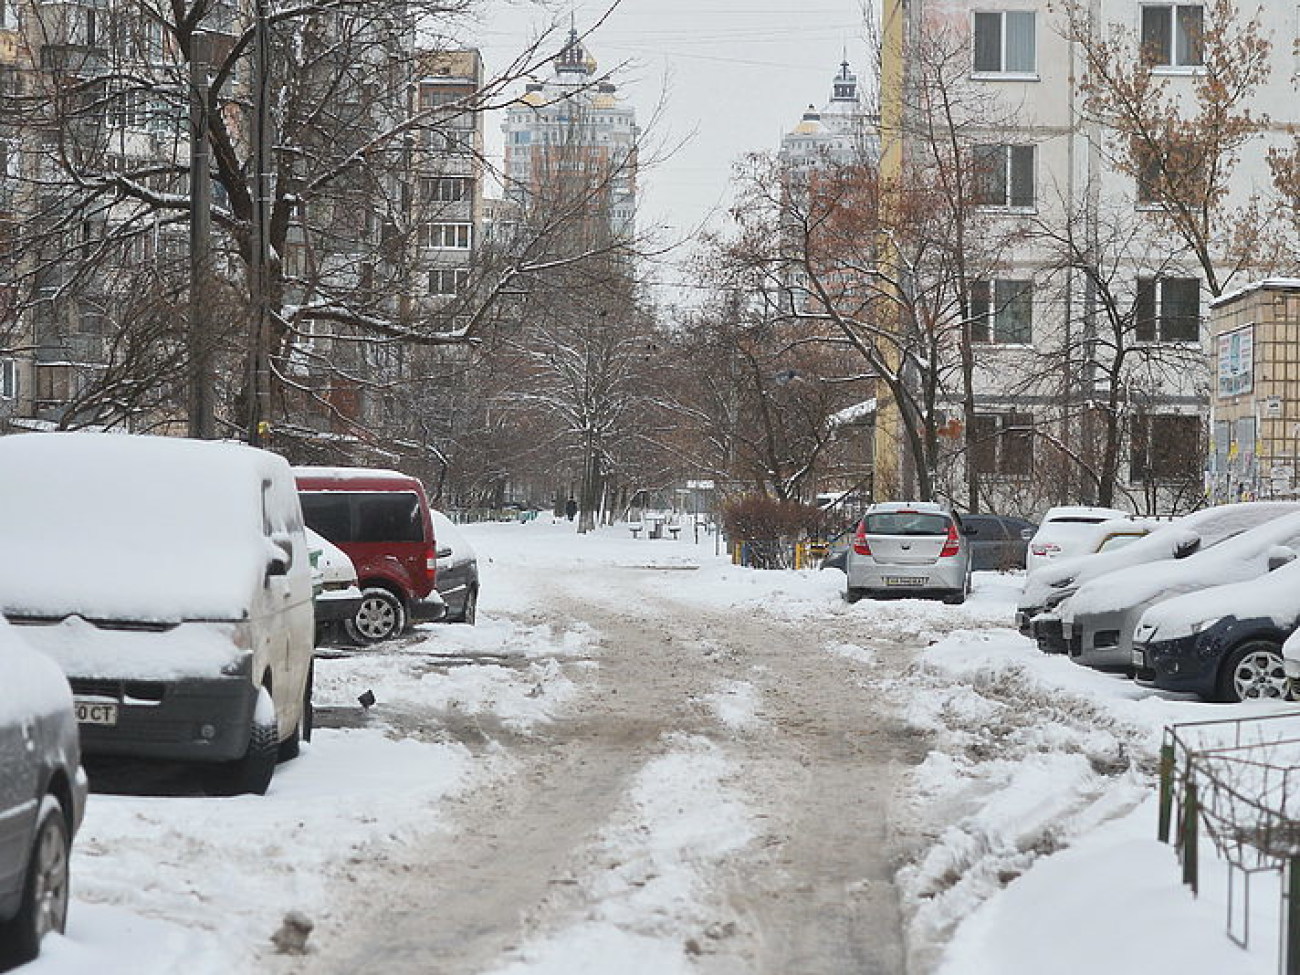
[300,492,424,543]
[864,512,951,536]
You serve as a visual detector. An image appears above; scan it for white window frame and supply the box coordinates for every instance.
[0,357,16,399]
[972,10,1038,78]
[421,222,472,250]
[429,268,469,296]
[1139,4,1204,70]
[971,278,1034,345]
[973,144,1036,210]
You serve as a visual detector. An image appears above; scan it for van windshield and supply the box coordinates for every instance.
[864,513,950,536]
[301,492,424,543]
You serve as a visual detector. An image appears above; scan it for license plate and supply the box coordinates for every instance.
[883,576,927,586]
[74,700,118,726]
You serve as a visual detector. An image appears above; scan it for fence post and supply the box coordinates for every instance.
[1158,742,1175,843]
[1288,857,1300,975]
[1181,777,1199,895]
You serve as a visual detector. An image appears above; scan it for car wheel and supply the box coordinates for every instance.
[459,587,478,625]
[1218,641,1294,703]
[202,688,280,796]
[845,588,867,604]
[345,587,407,644]
[0,795,71,967]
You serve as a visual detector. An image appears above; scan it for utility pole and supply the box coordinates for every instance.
[188,30,215,439]
[247,0,272,447]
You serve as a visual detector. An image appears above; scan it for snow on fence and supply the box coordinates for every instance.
[1161,713,1300,971]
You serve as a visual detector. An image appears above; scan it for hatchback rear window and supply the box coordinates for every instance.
[864,512,951,536]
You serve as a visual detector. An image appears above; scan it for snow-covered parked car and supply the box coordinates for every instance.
[0,618,88,968]
[1131,557,1300,702]
[306,527,363,646]
[1018,501,1300,649]
[0,433,316,796]
[1059,509,1300,672]
[431,510,480,624]
[1024,505,1131,576]
[1018,516,1162,638]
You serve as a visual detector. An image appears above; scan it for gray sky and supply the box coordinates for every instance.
[473,0,869,290]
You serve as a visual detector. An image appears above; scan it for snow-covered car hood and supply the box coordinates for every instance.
[1138,557,1300,637]
[13,617,250,681]
[1063,509,1300,621]
[0,617,76,726]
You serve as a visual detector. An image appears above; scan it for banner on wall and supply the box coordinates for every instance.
[1217,325,1254,398]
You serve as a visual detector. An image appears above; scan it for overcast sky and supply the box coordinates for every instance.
[471,0,870,294]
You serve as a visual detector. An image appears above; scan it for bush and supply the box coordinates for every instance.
[720,495,821,569]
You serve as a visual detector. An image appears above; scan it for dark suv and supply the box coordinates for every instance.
[295,467,446,643]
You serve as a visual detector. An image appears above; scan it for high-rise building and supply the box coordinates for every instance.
[779,59,878,173]
[501,29,638,245]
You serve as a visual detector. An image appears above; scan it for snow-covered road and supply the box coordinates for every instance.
[21,519,1298,974]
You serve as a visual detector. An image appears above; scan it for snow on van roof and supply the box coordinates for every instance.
[0,432,290,622]
[293,465,416,484]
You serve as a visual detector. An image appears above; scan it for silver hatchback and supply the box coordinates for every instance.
[845,502,972,604]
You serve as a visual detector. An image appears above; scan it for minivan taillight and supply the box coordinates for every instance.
[939,523,961,558]
[853,522,871,556]
[425,546,437,584]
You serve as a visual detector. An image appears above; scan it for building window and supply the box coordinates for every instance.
[973,144,1035,208]
[973,11,1036,74]
[1135,276,1199,342]
[429,268,469,295]
[971,279,1033,344]
[972,411,1034,475]
[1135,143,1203,205]
[0,357,15,399]
[1131,413,1201,480]
[420,222,472,249]
[420,176,472,204]
[1140,5,1203,67]
[0,1,17,30]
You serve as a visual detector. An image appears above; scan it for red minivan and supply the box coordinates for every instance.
[294,467,445,643]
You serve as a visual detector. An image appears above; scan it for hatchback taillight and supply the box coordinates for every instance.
[853,521,871,556]
[939,523,961,558]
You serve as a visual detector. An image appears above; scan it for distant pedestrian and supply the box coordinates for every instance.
[565,497,578,521]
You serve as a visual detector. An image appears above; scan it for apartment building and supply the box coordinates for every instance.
[877,0,1298,513]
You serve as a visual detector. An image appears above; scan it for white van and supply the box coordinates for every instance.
[0,433,315,795]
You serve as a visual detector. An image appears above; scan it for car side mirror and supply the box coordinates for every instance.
[1020,528,1035,541]
[437,545,453,559]
[1173,536,1201,559]
[965,525,979,536]
[267,534,294,578]
[1268,547,1297,573]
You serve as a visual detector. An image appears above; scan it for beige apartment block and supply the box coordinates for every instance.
[1209,280,1300,502]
